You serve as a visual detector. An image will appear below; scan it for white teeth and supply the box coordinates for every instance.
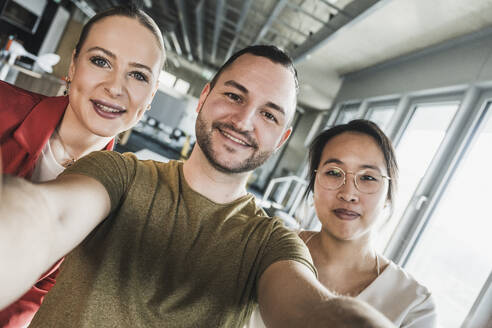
[222,131,248,146]
[96,103,122,113]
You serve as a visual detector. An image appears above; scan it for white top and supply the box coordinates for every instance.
[31,138,65,183]
[134,148,169,162]
[244,261,437,328]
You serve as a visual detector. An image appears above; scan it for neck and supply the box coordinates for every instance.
[312,231,377,270]
[183,148,249,204]
[57,105,113,159]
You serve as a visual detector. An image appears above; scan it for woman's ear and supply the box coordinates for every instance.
[67,50,77,81]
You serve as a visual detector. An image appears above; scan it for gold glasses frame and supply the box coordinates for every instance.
[315,165,391,194]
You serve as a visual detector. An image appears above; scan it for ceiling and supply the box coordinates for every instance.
[75,0,492,110]
[75,0,378,96]
[78,0,375,68]
[296,0,492,109]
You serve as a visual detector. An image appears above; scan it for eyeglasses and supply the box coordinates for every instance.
[315,166,390,194]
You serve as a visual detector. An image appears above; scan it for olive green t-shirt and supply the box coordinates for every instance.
[29,151,315,328]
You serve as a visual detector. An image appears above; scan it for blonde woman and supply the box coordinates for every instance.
[0,5,165,327]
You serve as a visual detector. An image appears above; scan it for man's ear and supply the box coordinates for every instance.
[196,83,211,113]
[275,127,292,151]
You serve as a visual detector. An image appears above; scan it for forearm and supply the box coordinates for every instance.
[263,294,394,328]
[300,296,395,328]
[0,175,59,309]
[258,261,394,328]
[259,261,335,327]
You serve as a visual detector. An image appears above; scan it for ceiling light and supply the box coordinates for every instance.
[143,0,152,8]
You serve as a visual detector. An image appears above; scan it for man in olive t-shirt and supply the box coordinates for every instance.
[0,46,394,327]
[30,153,315,327]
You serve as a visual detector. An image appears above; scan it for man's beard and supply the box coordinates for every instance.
[195,111,273,174]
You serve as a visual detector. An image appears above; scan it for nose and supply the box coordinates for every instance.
[104,71,125,98]
[336,173,359,203]
[230,105,255,132]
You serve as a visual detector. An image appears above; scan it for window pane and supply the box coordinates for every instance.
[376,103,459,251]
[159,70,176,88]
[366,106,395,133]
[175,79,190,94]
[405,103,492,327]
[335,105,359,124]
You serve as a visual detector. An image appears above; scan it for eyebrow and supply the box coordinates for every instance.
[86,46,153,76]
[223,80,286,116]
[321,158,382,172]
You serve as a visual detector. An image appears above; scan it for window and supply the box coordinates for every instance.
[158,72,190,95]
[159,70,176,88]
[366,106,395,133]
[375,102,459,251]
[404,102,492,327]
[174,79,190,94]
[335,104,360,125]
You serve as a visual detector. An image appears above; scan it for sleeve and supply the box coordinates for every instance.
[401,293,438,328]
[256,217,317,283]
[59,151,139,213]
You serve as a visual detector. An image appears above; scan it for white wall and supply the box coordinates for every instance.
[334,27,492,103]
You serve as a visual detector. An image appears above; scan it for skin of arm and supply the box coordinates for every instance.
[0,173,111,309]
[257,260,395,328]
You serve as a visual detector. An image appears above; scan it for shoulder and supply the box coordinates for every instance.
[0,80,45,98]
[60,151,142,184]
[382,262,433,299]
[0,81,45,112]
[298,230,317,243]
[257,216,316,276]
[0,81,49,135]
[363,261,437,327]
[66,151,176,177]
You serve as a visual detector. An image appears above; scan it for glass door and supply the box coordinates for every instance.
[404,102,492,327]
[366,105,396,133]
[334,104,360,125]
[375,102,459,251]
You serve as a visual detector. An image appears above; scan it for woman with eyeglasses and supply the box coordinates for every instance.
[246,119,436,327]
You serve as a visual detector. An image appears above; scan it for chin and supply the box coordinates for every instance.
[90,125,123,138]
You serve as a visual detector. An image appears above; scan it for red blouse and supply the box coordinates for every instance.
[0,81,114,327]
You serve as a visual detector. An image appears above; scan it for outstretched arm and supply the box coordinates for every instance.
[0,173,111,309]
[258,260,394,327]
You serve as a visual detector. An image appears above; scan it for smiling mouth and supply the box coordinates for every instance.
[91,100,126,113]
[218,128,252,147]
[91,100,127,119]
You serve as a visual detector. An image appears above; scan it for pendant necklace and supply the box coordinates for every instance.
[55,127,77,167]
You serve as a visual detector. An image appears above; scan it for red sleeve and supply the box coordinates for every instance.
[0,258,64,327]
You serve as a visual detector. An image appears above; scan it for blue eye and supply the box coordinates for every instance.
[90,56,109,68]
[130,71,148,82]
